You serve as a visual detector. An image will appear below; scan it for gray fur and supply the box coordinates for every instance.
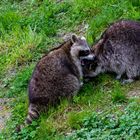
[84,20,140,83]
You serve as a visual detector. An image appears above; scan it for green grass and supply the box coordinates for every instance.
[67,101,140,140]
[0,0,140,139]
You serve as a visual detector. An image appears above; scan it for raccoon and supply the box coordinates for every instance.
[26,34,92,124]
[83,20,140,83]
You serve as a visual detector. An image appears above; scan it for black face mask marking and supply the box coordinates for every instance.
[79,50,90,57]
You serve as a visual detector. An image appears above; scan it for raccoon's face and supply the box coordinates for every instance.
[70,34,95,61]
[79,46,99,76]
[81,54,98,75]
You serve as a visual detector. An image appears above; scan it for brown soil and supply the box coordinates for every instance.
[0,98,12,132]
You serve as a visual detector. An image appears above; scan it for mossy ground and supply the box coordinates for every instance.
[0,0,140,139]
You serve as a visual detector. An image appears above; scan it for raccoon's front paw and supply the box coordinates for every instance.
[84,72,97,78]
[84,78,90,83]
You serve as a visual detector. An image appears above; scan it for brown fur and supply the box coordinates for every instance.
[26,35,91,124]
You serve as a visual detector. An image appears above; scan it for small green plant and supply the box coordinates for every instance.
[67,111,92,129]
[112,82,127,103]
[11,121,40,140]
[67,102,140,140]
[131,0,140,6]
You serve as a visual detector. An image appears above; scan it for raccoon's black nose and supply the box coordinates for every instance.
[94,55,97,61]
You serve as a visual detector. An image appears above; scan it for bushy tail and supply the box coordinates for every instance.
[26,103,40,124]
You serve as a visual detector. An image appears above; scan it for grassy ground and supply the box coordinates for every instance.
[0,0,140,139]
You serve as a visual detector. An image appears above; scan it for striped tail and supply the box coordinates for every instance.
[26,103,40,124]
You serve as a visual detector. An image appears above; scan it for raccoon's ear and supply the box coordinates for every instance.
[71,34,78,43]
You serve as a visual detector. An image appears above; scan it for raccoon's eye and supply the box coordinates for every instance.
[79,50,90,57]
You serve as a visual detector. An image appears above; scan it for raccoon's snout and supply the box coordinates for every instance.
[81,54,96,61]
[80,54,96,66]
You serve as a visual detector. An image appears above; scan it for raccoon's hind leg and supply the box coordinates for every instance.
[121,70,135,84]
[121,78,134,84]
[121,74,134,84]
[26,103,40,124]
[116,74,122,80]
[115,73,133,84]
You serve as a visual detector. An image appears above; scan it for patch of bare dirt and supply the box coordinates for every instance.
[127,89,140,99]
[126,80,140,99]
[57,22,89,42]
[0,98,12,132]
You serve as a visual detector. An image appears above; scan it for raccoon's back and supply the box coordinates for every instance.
[97,20,140,74]
[99,20,140,59]
[28,51,80,105]
[103,20,140,43]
